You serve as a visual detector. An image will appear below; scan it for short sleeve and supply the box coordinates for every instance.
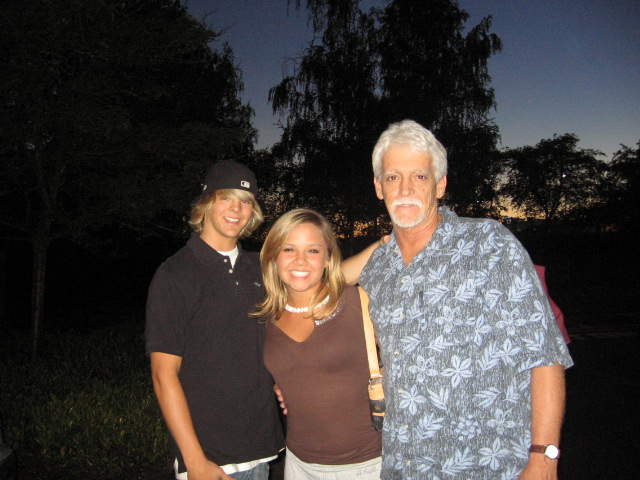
[486,227,573,372]
[145,267,188,357]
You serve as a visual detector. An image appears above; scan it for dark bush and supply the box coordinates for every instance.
[0,321,170,479]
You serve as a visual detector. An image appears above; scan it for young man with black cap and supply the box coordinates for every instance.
[146,160,284,480]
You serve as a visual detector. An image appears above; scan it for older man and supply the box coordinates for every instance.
[359,120,573,480]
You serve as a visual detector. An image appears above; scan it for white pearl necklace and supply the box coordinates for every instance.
[285,296,329,313]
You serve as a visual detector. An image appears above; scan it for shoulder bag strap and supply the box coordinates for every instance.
[358,286,381,378]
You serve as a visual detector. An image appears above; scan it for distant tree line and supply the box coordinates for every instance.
[500,135,639,234]
[0,0,637,357]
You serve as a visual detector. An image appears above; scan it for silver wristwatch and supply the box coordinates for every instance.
[529,444,560,459]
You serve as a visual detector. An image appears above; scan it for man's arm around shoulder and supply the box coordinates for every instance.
[342,235,390,285]
[151,352,233,480]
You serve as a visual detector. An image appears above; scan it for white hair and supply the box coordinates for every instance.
[372,119,448,181]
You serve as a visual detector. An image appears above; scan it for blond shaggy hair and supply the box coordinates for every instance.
[189,189,264,238]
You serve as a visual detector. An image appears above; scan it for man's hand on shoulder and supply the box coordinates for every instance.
[342,234,390,285]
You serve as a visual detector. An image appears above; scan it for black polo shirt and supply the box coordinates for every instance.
[145,233,283,469]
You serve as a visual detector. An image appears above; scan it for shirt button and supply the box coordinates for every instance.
[236,281,239,285]
[228,269,233,273]
[224,258,228,262]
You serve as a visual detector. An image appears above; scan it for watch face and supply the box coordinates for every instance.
[544,445,560,459]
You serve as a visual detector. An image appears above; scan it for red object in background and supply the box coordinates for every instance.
[534,265,571,344]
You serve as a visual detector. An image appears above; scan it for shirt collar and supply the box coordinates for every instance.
[187,232,245,266]
[387,206,459,260]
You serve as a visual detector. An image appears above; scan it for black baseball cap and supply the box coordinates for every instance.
[194,160,258,202]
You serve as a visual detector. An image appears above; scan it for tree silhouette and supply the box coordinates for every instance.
[601,141,640,233]
[500,134,606,223]
[271,0,503,243]
[378,0,503,216]
[0,0,254,358]
[271,0,383,253]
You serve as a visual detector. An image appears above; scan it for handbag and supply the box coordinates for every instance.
[358,286,385,432]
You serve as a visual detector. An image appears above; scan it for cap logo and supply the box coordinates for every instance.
[241,181,250,188]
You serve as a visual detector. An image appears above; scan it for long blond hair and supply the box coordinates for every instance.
[255,209,344,321]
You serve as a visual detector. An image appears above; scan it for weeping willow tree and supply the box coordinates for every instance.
[378,0,503,217]
[270,0,383,253]
[269,0,503,246]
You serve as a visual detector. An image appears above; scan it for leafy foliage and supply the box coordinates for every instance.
[271,1,383,253]
[500,134,606,223]
[0,0,255,352]
[378,1,503,216]
[601,141,640,233]
[0,0,254,242]
[269,0,503,241]
[0,322,169,479]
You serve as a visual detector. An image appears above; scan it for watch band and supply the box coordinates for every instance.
[530,444,560,459]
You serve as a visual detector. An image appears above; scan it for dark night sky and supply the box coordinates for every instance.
[185,0,640,159]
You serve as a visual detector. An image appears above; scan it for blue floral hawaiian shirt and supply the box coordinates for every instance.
[360,207,573,480]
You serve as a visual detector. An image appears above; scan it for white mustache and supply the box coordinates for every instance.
[391,198,424,209]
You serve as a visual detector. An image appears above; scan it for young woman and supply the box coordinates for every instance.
[256,209,382,480]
